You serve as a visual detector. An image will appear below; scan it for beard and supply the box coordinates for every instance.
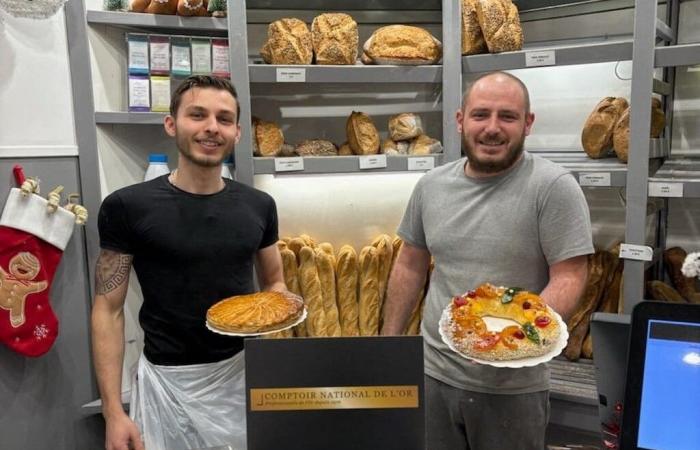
[461,131,526,174]
[176,132,233,168]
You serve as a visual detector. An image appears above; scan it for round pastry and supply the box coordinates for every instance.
[206,291,304,334]
[444,283,561,361]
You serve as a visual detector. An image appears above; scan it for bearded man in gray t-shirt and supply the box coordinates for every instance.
[381,71,594,450]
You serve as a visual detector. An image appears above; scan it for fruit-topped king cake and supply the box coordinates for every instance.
[444,283,562,361]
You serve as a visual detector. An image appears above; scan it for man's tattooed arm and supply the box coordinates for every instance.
[95,249,133,296]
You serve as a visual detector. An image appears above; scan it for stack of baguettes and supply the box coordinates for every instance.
[265,233,432,339]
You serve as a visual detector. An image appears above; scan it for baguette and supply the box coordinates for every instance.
[298,246,327,336]
[336,245,360,336]
[405,295,425,335]
[281,248,306,337]
[391,236,403,268]
[300,234,317,248]
[371,234,394,324]
[358,246,380,336]
[318,242,336,268]
[315,247,342,337]
[287,237,306,259]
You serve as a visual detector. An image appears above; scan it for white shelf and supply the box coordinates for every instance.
[86,10,227,32]
[253,154,443,174]
[95,112,166,124]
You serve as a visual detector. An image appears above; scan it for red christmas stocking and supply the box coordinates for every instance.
[0,187,76,357]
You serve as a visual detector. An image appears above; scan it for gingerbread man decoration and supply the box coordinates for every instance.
[0,252,48,327]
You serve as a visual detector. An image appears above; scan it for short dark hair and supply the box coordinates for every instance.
[170,75,240,122]
[462,71,531,114]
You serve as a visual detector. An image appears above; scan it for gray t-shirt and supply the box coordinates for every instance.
[398,152,594,394]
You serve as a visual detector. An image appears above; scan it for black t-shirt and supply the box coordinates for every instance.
[98,175,278,365]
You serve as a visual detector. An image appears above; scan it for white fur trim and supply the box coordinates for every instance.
[0,188,75,251]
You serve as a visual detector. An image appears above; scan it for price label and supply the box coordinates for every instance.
[276,68,306,82]
[359,154,387,170]
[274,157,304,172]
[408,157,435,171]
[619,243,654,262]
[525,50,556,67]
[579,172,611,187]
[648,182,683,197]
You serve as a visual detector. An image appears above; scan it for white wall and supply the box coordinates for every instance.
[0,10,77,157]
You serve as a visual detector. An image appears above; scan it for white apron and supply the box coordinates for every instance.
[130,351,247,450]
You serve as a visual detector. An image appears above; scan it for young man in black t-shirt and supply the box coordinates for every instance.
[91,75,287,450]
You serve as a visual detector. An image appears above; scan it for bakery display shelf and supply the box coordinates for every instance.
[655,42,700,68]
[86,10,228,33]
[648,158,700,198]
[462,40,632,73]
[248,64,443,84]
[95,111,166,125]
[253,154,444,174]
[530,151,628,187]
[548,357,598,406]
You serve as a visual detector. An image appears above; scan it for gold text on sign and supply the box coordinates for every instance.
[250,385,419,411]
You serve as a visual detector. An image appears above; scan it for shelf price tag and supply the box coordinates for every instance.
[276,68,306,82]
[274,157,304,172]
[579,172,611,187]
[408,157,435,171]
[359,155,387,170]
[525,50,556,67]
[648,182,683,197]
[619,244,654,262]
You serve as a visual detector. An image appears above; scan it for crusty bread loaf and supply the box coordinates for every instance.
[648,280,686,303]
[613,98,665,162]
[281,248,306,337]
[338,142,353,156]
[295,139,338,156]
[408,135,443,155]
[612,106,630,162]
[315,247,342,337]
[363,25,442,65]
[336,245,360,336]
[581,331,593,359]
[177,0,208,17]
[253,120,284,157]
[565,251,607,361]
[347,111,380,155]
[461,0,487,55]
[277,240,288,251]
[360,51,373,65]
[298,246,327,336]
[475,0,523,53]
[380,138,409,156]
[388,113,424,141]
[358,246,380,336]
[581,97,619,158]
[371,234,394,321]
[311,13,358,65]
[664,247,700,303]
[651,97,666,138]
[260,18,313,65]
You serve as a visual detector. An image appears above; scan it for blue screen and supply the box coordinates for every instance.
[637,319,700,450]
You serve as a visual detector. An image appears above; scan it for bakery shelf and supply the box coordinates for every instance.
[648,158,700,198]
[462,40,632,73]
[533,151,630,188]
[253,154,443,174]
[548,357,598,406]
[655,42,700,68]
[95,111,166,125]
[248,64,443,84]
[86,10,227,32]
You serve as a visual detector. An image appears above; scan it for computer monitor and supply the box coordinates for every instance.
[620,301,700,450]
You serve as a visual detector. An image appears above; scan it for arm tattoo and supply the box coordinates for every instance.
[95,250,133,295]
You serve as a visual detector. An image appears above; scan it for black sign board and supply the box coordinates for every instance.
[245,336,425,450]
